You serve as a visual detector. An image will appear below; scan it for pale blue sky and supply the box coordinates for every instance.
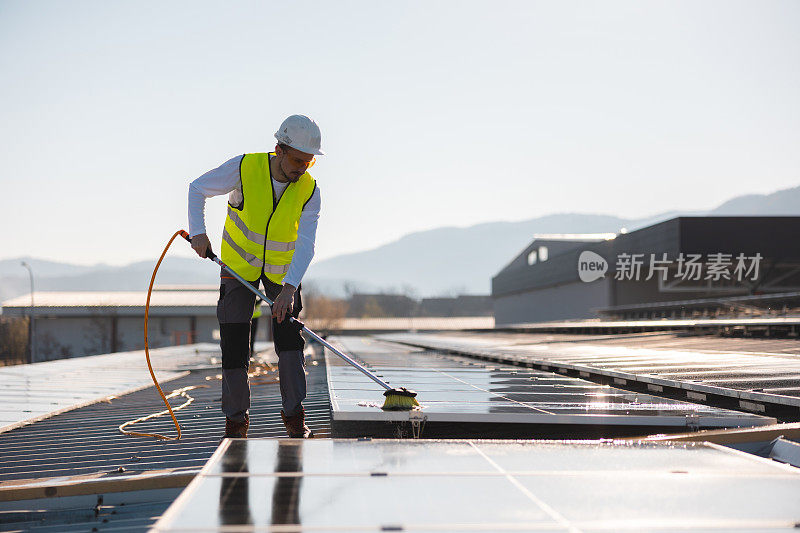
[1,1,798,266]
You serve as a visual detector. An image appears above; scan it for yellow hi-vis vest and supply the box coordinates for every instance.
[220,153,317,284]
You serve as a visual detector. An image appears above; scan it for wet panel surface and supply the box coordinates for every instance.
[382,332,800,408]
[154,438,800,532]
[161,475,555,530]
[326,337,773,431]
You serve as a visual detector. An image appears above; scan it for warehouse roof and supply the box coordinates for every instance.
[1,288,219,317]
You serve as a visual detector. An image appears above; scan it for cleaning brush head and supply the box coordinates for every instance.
[381,387,420,411]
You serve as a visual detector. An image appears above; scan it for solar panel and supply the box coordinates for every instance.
[325,337,773,438]
[380,332,800,415]
[154,438,800,531]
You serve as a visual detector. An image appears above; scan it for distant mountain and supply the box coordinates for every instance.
[2,185,799,302]
[709,185,800,215]
[0,257,105,278]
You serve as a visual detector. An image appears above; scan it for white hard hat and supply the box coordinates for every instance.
[274,115,325,156]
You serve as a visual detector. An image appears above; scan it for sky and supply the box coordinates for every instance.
[0,1,798,266]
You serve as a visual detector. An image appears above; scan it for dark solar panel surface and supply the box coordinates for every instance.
[326,337,772,436]
[457,331,800,355]
[382,331,800,417]
[155,438,800,532]
[0,489,181,532]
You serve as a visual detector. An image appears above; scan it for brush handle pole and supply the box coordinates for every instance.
[299,326,392,390]
[179,230,392,391]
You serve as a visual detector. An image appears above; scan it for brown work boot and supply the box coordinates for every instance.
[281,407,313,438]
[224,413,249,439]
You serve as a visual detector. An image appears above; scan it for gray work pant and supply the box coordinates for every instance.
[216,269,306,422]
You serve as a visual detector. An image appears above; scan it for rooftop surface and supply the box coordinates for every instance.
[154,437,800,532]
[3,329,800,531]
[0,343,220,433]
[0,345,332,480]
[0,345,331,531]
[1,290,220,315]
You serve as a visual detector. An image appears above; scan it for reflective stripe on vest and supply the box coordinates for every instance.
[221,229,263,269]
[227,207,297,251]
[219,153,316,283]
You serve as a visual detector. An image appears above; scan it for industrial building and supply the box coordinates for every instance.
[492,216,800,325]
[0,286,222,362]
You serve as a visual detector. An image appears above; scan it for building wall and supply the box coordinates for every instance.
[32,314,221,362]
[610,278,722,307]
[493,239,616,297]
[117,316,195,351]
[494,279,610,325]
[35,317,97,360]
[418,295,493,317]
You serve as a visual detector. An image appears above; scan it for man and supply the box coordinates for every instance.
[187,114,323,439]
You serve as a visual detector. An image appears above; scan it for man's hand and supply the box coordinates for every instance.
[190,233,212,258]
[272,283,296,323]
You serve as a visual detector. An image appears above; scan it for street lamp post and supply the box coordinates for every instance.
[20,262,35,363]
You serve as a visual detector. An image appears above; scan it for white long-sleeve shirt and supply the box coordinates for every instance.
[188,154,321,288]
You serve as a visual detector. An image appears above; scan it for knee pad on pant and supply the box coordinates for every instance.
[220,323,251,370]
[272,318,305,352]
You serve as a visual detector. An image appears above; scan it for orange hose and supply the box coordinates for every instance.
[121,230,185,440]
